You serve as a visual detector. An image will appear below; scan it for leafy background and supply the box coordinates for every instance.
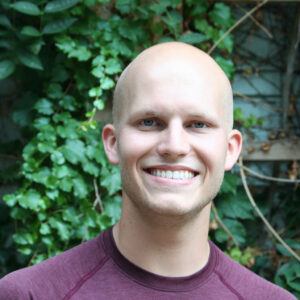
[0,0,299,297]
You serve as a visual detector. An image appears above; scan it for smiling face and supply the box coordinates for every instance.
[103,42,242,219]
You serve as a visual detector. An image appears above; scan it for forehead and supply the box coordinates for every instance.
[121,66,226,122]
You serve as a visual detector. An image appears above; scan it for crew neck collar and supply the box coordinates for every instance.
[101,227,218,292]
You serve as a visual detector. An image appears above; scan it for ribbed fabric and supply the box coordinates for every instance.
[0,227,296,300]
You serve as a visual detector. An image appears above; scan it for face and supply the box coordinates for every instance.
[103,51,242,219]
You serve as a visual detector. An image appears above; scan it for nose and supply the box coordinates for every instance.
[156,120,190,158]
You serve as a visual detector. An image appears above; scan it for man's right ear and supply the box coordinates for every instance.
[102,124,120,165]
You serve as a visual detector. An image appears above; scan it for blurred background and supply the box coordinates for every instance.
[0,0,299,297]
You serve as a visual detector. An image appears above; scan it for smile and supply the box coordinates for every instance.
[146,169,196,180]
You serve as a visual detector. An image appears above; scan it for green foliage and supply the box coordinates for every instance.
[0,0,298,297]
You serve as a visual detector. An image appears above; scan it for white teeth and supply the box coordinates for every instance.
[149,169,195,180]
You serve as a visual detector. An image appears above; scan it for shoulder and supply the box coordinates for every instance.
[211,242,297,300]
[0,232,107,300]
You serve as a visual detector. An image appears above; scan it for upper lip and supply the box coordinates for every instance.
[143,164,198,174]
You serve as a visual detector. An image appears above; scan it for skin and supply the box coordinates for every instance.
[102,42,242,277]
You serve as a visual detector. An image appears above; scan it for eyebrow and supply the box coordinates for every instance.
[129,109,220,126]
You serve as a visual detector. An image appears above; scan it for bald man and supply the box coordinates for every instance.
[0,42,296,300]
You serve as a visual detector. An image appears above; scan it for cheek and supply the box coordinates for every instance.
[118,131,156,166]
[194,134,228,171]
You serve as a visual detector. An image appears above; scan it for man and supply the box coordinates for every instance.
[0,42,296,299]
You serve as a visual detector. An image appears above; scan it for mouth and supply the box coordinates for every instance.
[144,168,198,180]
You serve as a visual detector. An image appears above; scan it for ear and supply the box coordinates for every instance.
[102,124,120,165]
[225,129,242,171]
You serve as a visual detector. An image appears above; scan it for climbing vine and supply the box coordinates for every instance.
[0,0,298,297]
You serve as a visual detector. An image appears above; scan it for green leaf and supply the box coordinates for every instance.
[103,195,122,223]
[89,87,103,98]
[93,99,104,110]
[217,193,253,220]
[115,0,134,14]
[42,18,77,35]
[101,165,122,196]
[62,207,79,225]
[61,139,86,164]
[45,0,80,13]
[20,26,41,37]
[34,98,54,115]
[50,150,65,165]
[16,50,43,70]
[53,165,74,179]
[49,217,70,241]
[214,56,234,79]
[105,58,122,75]
[209,3,233,30]
[178,32,207,44]
[40,223,51,235]
[0,15,12,28]
[57,120,79,139]
[11,1,41,15]
[59,95,78,111]
[101,76,115,90]
[0,60,15,80]
[220,173,239,194]
[72,176,88,198]
[19,189,41,211]
[13,232,35,245]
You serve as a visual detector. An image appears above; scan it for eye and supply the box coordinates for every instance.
[191,121,206,129]
[140,118,156,127]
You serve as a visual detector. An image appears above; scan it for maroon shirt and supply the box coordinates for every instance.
[0,228,296,299]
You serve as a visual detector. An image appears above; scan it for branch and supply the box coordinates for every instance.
[237,162,300,183]
[0,153,23,161]
[93,178,104,212]
[208,0,270,55]
[212,201,239,249]
[235,2,273,39]
[233,90,283,112]
[239,156,300,262]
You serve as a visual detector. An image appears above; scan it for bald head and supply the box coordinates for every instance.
[113,42,233,131]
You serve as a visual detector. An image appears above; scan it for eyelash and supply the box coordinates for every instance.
[138,118,208,130]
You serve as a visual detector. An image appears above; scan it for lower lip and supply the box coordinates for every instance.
[144,171,198,186]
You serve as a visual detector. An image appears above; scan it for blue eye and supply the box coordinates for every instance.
[140,119,156,127]
[192,122,206,129]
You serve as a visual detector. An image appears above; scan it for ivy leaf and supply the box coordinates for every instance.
[50,150,65,165]
[115,0,134,14]
[0,15,12,29]
[34,98,54,115]
[72,176,88,199]
[10,1,41,16]
[19,189,41,211]
[53,165,74,179]
[214,56,234,79]
[45,0,80,13]
[101,76,115,90]
[103,195,122,223]
[105,58,121,75]
[178,32,207,44]
[49,217,70,241]
[101,165,122,196]
[16,49,43,70]
[13,232,34,245]
[59,95,78,111]
[42,18,77,35]
[217,193,253,220]
[61,139,86,164]
[209,3,233,30]
[20,26,41,37]
[40,223,51,235]
[215,219,246,245]
[93,99,104,110]
[220,173,239,194]
[0,60,15,80]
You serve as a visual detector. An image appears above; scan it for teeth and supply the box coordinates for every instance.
[149,169,195,180]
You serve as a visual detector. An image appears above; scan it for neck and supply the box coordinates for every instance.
[113,202,211,277]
